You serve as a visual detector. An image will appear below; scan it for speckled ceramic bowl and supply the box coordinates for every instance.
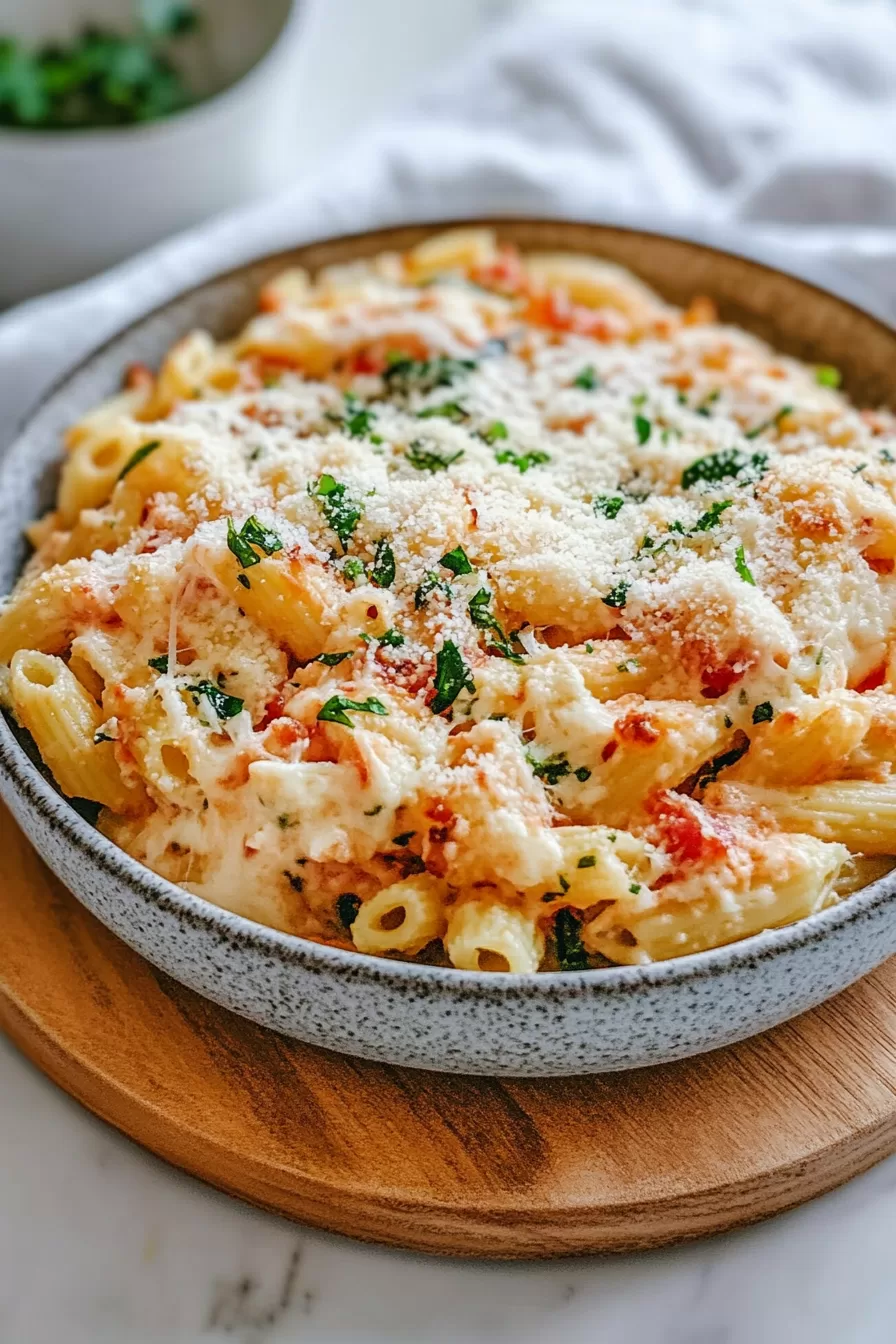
[2,219,896,1077]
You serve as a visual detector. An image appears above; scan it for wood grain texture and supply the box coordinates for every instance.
[2,802,896,1258]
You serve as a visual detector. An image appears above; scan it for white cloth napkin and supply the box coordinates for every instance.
[3,0,896,444]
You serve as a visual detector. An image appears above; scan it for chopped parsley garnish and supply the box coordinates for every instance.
[417,400,467,422]
[752,701,774,724]
[370,538,395,588]
[187,681,244,721]
[681,448,767,489]
[440,545,473,576]
[634,414,652,446]
[414,572,451,608]
[577,854,597,869]
[594,495,625,520]
[314,651,352,666]
[237,574,251,590]
[527,752,571,786]
[734,543,755,585]
[629,883,642,895]
[481,420,508,444]
[314,474,362,551]
[574,766,592,782]
[468,588,522,661]
[617,658,640,673]
[0,7,200,131]
[118,440,161,479]
[405,440,464,472]
[93,731,114,744]
[745,405,792,440]
[148,654,170,672]
[430,640,475,715]
[693,500,733,531]
[573,365,599,390]
[384,354,476,395]
[378,628,405,647]
[227,514,283,568]
[815,365,841,388]
[554,908,588,971]
[882,448,896,464]
[602,581,630,609]
[494,447,551,473]
[343,557,365,582]
[317,695,388,728]
[343,397,377,439]
[696,733,750,788]
[392,831,415,847]
[336,893,362,928]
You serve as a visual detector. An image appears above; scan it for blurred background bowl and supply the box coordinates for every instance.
[0,0,303,306]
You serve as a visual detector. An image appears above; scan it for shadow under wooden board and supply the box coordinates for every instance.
[1,803,896,1259]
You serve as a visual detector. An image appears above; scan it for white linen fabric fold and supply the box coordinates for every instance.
[2,0,896,444]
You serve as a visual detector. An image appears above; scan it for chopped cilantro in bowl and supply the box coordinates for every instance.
[0,3,201,131]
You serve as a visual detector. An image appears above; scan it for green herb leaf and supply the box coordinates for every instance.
[187,680,244,720]
[430,640,474,715]
[574,766,592,782]
[240,515,283,557]
[815,366,841,389]
[314,651,352,666]
[405,440,464,472]
[416,400,467,422]
[370,538,396,588]
[494,447,550,473]
[343,397,377,439]
[336,892,361,928]
[696,733,751,788]
[148,654,169,672]
[734,543,755,585]
[594,495,625,520]
[481,420,508,444]
[554,908,588,971]
[528,752,571,786]
[573,365,599,390]
[693,500,733,532]
[681,448,768,489]
[440,545,473,576]
[226,516,260,569]
[392,831,415,847]
[577,854,596,868]
[118,439,161,479]
[601,581,630,609]
[314,474,362,551]
[384,354,477,395]
[377,628,405,648]
[634,415,652,446]
[468,588,522,661]
[414,572,451,609]
[317,695,388,728]
[752,701,774,724]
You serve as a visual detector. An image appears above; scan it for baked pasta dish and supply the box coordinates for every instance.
[4,227,896,973]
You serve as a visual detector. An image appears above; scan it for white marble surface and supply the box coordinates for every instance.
[5,2,896,1341]
[4,1024,896,1344]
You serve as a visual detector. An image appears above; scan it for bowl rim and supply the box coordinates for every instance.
[0,0,304,149]
[3,213,896,1001]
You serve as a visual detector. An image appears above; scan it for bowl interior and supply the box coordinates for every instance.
[2,218,896,989]
[8,0,295,101]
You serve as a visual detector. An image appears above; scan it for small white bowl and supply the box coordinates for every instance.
[2,219,896,1077]
[0,0,303,305]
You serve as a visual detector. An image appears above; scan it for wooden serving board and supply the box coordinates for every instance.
[2,803,896,1258]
